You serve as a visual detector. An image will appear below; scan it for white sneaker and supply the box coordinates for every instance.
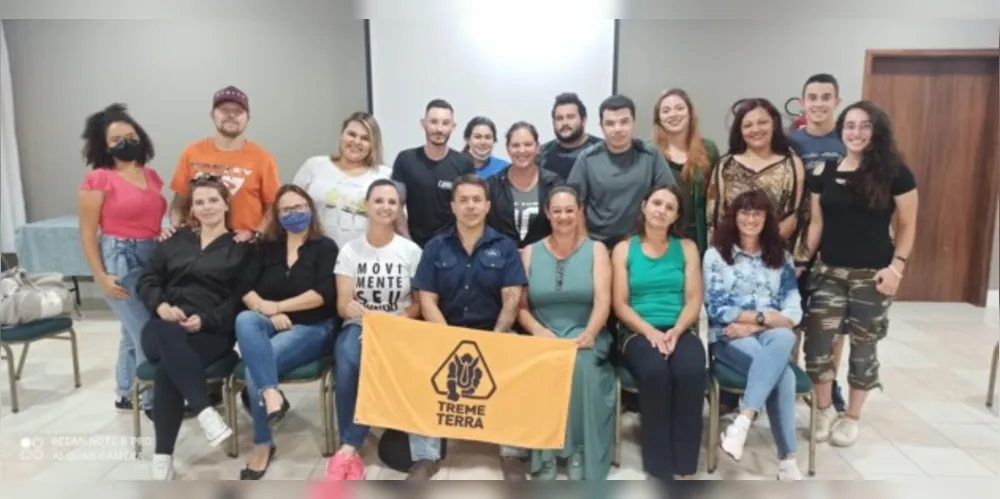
[777,458,803,480]
[812,406,840,443]
[830,417,860,447]
[150,454,174,480]
[197,407,232,447]
[720,414,752,461]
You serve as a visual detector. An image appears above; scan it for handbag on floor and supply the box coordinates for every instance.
[0,264,74,326]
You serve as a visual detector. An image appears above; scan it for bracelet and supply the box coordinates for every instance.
[887,265,903,279]
[893,255,907,263]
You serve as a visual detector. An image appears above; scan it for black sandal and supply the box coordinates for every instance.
[239,445,277,480]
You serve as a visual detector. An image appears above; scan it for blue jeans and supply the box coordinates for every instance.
[234,310,332,445]
[102,235,156,409]
[409,435,526,461]
[714,327,798,459]
[333,323,369,448]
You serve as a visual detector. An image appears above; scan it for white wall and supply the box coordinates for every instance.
[369,19,617,161]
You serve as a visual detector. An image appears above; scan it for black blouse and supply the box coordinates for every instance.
[246,235,339,325]
[137,228,254,335]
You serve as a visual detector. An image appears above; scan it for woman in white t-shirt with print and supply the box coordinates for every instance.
[292,111,407,247]
[323,178,422,480]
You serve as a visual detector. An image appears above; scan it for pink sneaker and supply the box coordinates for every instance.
[344,454,365,480]
[324,453,351,480]
[324,452,365,481]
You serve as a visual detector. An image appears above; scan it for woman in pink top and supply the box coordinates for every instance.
[78,103,167,415]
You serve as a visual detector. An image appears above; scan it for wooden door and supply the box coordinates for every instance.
[863,49,1000,305]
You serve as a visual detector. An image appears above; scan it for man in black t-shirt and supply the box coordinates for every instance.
[536,92,603,180]
[391,99,476,248]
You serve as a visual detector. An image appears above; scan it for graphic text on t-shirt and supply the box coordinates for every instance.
[354,261,407,313]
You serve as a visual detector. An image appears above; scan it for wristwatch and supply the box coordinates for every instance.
[755,312,765,326]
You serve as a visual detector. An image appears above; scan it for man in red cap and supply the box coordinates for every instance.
[167,85,280,242]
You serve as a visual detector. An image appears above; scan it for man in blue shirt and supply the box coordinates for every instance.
[407,174,529,481]
[789,73,847,414]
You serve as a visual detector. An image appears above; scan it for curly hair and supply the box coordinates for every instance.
[835,101,904,210]
[80,103,154,168]
[633,184,687,240]
[711,189,785,269]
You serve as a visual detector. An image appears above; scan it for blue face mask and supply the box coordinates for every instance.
[279,211,312,234]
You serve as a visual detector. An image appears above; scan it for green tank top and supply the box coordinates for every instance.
[626,235,686,328]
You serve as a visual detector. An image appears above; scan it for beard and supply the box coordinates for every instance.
[217,123,244,139]
[556,125,584,144]
[427,131,451,146]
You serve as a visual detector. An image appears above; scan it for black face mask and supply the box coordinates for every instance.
[109,138,142,162]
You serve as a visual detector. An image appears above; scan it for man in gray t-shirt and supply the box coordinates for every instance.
[567,95,677,246]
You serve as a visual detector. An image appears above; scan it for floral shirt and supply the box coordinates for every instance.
[703,245,802,343]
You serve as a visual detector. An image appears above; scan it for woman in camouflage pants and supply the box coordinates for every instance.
[801,101,918,447]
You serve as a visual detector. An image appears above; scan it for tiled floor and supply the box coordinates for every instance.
[0,302,997,481]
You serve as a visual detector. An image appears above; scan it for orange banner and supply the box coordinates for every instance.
[355,313,577,450]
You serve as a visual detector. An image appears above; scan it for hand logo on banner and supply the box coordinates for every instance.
[447,353,483,401]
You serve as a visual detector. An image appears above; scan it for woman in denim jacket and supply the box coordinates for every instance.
[703,189,803,480]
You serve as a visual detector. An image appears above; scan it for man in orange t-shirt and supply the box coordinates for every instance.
[168,85,280,242]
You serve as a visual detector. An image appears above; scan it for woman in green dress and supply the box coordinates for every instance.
[652,88,720,255]
[518,185,616,480]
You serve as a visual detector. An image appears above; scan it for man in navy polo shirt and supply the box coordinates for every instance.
[406,174,529,481]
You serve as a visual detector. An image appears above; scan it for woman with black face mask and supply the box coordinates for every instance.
[233,184,338,480]
[78,103,166,415]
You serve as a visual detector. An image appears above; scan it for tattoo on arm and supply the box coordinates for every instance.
[494,286,521,332]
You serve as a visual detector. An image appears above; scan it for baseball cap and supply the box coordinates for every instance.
[212,86,249,113]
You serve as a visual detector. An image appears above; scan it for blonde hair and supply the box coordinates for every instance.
[652,88,710,186]
[333,111,384,168]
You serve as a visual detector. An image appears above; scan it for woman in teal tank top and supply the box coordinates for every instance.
[518,186,616,480]
[610,185,707,481]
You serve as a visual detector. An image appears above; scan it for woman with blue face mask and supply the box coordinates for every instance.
[233,184,339,480]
